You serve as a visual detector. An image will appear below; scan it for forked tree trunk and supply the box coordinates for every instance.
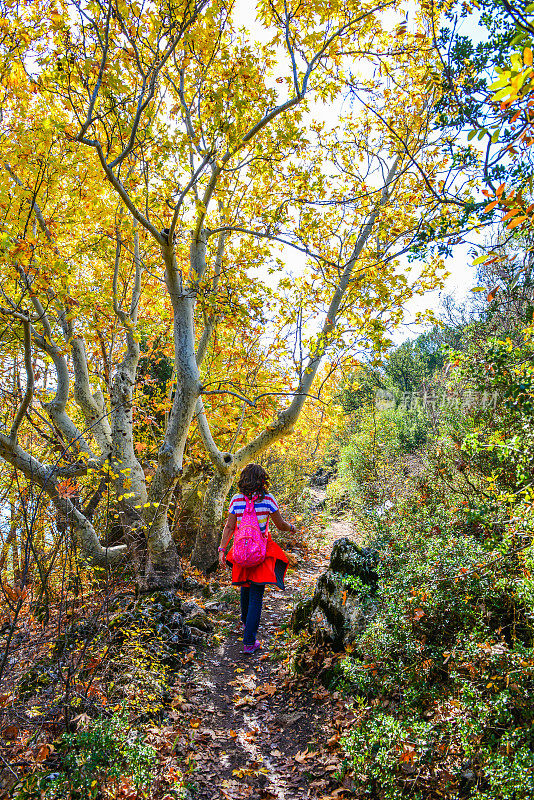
[190,471,234,571]
[140,245,204,587]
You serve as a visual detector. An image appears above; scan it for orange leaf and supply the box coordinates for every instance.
[483,200,498,213]
[507,216,527,230]
[487,287,499,303]
[496,182,506,198]
[57,478,79,498]
[501,208,520,222]
[295,748,315,763]
[35,743,54,763]
[525,47,533,67]
[341,590,347,606]
[2,725,19,740]
[4,585,17,603]
[399,743,416,763]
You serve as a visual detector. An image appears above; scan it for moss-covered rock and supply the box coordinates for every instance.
[329,538,379,585]
[292,537,379,649]
[183,611,213,632]
[52,619,99,657]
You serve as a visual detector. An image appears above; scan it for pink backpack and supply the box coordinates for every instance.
[233,495,267,567]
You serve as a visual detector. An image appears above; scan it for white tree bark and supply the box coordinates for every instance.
[71,337,113,459]
[2,1,401,585]
[0,310,125,567]
[142,238,204,585]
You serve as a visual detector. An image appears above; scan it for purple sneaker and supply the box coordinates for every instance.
[243,640,262,654]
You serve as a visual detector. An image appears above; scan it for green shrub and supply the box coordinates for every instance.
[335,496,534,798]
[329,404,429,509]
[340,713,435,799]
[15,713,158,800]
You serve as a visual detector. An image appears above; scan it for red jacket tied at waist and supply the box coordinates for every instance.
[226,531,289,589]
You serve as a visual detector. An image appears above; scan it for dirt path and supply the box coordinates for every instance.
[171,517,356,800]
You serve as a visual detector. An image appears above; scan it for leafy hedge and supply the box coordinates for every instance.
[334,495,534,798]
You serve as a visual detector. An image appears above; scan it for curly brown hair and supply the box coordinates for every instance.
[237,464,270,500]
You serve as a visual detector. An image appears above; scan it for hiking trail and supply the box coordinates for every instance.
[166,512,357,800]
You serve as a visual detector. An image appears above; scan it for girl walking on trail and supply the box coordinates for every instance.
[218,464,295,654]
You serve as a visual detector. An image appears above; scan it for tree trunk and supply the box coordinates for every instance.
[141,250,202,586]
[0,434,127,567]
[0,503,20,581]
[142,515,182,589]
[190,471,234,571]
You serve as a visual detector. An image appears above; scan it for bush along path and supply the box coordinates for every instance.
[169,519,360,800]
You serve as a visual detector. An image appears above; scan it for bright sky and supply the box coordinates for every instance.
[231,0,489,340]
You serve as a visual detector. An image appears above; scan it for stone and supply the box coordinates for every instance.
[151,589,179,609]
[188,626,207,643]
[204,601,228,613]
[291,537,379,649]
[183,611,213,632]
[291,596,314,632]
[329,537,379,586]
[181,601,204,616]
[168,612,184,629]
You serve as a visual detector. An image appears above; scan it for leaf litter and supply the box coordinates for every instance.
[169,524,354,800]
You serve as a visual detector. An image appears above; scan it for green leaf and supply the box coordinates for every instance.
[510,272,522,290]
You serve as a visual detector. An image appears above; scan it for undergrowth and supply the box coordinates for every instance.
[330,491,534,799]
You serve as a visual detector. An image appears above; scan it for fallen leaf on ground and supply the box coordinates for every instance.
[295,748,317,763]
[35,743,54,762]
[234,695,257,708]
[255,682,277,697]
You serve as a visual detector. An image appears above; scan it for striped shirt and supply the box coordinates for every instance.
[228,493,279,534]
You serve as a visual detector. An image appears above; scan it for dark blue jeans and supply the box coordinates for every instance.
[241,584,265,645]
